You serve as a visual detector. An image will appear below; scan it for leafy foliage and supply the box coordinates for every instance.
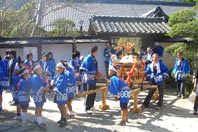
[48,18,80,36]
[167,8,198,93]
[168,9,196,27]
[168,20,198,41]
[165,42,198,93]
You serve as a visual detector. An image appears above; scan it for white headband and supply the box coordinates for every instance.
[56,62,65,69]
[109,65,117,73]
[111,54,119,63]
[33,64,41,72]
[20,69,29,76]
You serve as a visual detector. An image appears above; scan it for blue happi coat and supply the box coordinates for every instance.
[1,58,10,89]
[69,58,80,73]
[69,58,80,82]
[24,59,34,68]
[30,74,48,107]
[44,59,56,80]
[17,78,31,106]
[146,61,169,86]
[0,61,4,90]
[80,54,97,84]
[53,73,68,105]
[65,68,75,98]
[172,58,190,81]
[109,75,130,103]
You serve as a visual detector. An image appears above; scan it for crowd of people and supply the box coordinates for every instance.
[0,46,102,128]
[0,42,197,128]
[104,42,197,125]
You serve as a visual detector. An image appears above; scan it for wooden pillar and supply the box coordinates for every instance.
[129,89,142,113]
[99,88,110,110]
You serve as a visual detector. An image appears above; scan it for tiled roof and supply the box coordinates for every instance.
[89,16,169,35]
[40,1,193,31]
[141,6,169,22]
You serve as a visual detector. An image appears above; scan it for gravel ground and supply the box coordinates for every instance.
[0,88,197,132]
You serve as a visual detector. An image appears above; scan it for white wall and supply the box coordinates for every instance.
[42,44,73,63]
[0,43,107,77]
[76,43,107,78]
[0,48,23,59]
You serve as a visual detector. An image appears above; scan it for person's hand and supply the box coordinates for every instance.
[43,87,50,92]
[96,72,104,80]
[181,75,185,80]
[193,87,196,92]
[114,96,119,101]
[77,81,81,85]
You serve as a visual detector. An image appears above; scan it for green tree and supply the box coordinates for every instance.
[9,1,47,37]
[168,9,198,42]
[168,9,196,27]
[48,18,80,36]
[182,0,198,2]
[166,9,198,93]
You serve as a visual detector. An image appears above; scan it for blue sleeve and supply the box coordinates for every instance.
[46,60,56,75]
[146,64,152,75]
[0,63,4,80]
[183,60,190,74]
[109,77,119,95]
[160,62,168,74]
[172,60,178,74]
[104,48,107,58]
[81,56,91,71]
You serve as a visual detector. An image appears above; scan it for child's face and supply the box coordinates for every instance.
[23,73,29,79]
[36,67,42,75]
[108,70,115,77]
[56,67,64,74]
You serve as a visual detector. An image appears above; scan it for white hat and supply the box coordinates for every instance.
[33,64,41,72]
[108,65,117,73]
[147,47,152,51]
[110,54,119,63]
[56,62,65,69]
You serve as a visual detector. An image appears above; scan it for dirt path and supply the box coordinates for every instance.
[0,89,197,132]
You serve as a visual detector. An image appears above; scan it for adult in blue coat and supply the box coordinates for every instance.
[24,53,35,69]
[172,52,190,99]
[80,45,99,113]
[44,52,56,81]
[142,53,169,110]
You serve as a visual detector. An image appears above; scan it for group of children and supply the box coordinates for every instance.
[0,50,81,128]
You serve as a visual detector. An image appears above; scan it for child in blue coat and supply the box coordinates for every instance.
[172,52,190,99]
[30,63,50,129]
[51,61,68,127]
[65,62,76,117]
[108,65,130,126]
[17,68,31,126]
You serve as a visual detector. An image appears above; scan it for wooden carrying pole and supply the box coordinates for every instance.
[75,86,110,110]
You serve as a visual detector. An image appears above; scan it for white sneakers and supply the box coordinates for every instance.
[13,115,22,120]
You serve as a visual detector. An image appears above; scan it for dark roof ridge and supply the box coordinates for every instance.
[69,0,195,7]
[91,15,165,22]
